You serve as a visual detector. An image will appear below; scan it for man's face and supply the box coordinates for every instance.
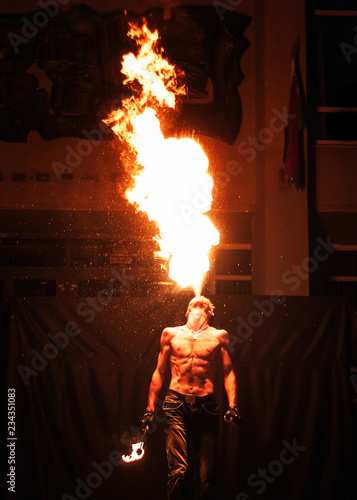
[187,304,208,323]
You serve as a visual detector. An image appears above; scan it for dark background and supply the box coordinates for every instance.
[1,1,357,499]
[3,293,357,500]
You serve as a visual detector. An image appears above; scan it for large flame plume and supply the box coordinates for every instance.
[105,21,219,295]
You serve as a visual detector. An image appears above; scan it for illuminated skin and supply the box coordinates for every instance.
[146,303,237,412]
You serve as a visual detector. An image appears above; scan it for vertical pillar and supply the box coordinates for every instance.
[252,0,309,296]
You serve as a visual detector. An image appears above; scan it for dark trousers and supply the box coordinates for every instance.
[163,389,219,500]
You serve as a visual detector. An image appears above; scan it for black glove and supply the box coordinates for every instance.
[224,406,241,425]
[140,410,155,433]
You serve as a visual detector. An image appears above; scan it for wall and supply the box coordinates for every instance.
[0,0,310,296]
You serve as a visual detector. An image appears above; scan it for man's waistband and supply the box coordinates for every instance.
[167,389,216,405]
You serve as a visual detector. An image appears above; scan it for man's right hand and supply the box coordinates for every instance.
[224,406,241,425]
[140,410,155,433]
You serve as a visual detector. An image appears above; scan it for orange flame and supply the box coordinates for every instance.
[105,21,219,294]
[122,441,145,463]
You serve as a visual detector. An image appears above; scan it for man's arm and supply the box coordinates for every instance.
[220,330,237,408]
[146,328,171,412]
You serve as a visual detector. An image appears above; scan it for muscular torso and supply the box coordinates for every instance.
[165,325,224,396]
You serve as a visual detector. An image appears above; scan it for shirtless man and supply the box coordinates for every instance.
[140,295,240,500]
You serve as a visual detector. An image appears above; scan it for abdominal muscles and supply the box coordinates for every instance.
[169,333,220,395]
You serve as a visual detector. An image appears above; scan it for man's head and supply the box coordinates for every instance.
[185,295,215,322]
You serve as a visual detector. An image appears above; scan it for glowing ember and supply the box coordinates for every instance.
[122,441,145,463]
[105,21,219,294]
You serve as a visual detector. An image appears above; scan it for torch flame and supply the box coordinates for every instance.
[105,21,219,295]
[122,441,145,463]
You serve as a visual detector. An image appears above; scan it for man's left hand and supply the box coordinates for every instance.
[140,410,155,433]
[224,406,241,425]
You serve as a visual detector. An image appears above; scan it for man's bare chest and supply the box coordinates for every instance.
[170,332,220,360]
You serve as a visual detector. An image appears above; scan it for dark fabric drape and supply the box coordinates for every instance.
[3,294,357,500]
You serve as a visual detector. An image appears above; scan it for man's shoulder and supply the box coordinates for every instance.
[207,325,227,335]
[162,325,185,342]
[207,326,228,342]
[163,325,183,334]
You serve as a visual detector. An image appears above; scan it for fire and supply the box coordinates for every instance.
[105,21,219,295]
[122,441,145,463]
